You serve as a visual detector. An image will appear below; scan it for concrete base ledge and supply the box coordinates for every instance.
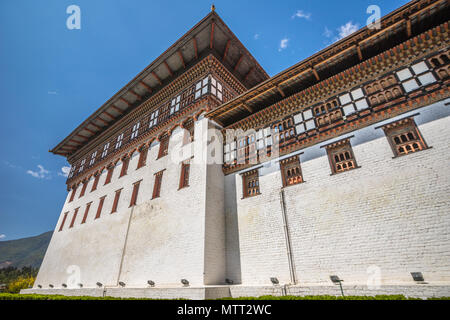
[20,284,450,299]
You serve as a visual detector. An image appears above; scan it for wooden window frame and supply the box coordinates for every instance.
[69,207,79,228]
[58,212,69,232]
[111,189,122,213]
[152,170,164,199]
[179,161,190,190]
[242,169,261,199]
[380,117,429,158]
[137,147,148,170]
[157,136,169,159]
[129,180,142,207]
[81,202,92,224]
[79,181,88,198]
[91,174,100,192]
[280,155,304,187]
[119,157,130,178]
[323,137,359,175]
[95,196,106,220]
[104,166,114,185]
[69,186,77,203]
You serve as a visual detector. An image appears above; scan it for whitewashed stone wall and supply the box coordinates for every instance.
[34,116,226,289]
[226,99,450,288]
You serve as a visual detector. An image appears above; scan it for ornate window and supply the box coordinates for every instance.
[58,212,69,232]
[115,133,124,150]
[111,189,122,213]
[137,146,148,169]
[152,171,164,199]
[79,181,88,198]
[211,77,223,101]
[104,166,114,185]
[170,95,181,115]
[78,159,86,173]
[131,122,140,140]
[179,160,190,189]
[149,109,159,128]
[380,117,428,157]
[195,76,209,99]
[119,157,129,177]
[273,118,295,147]
[130,180,141,207]
[324,138,358,174]
[81,202,92,224]
[95,196,106,219]
[280,155,303,187]
[69,186,77,203]
[157,135,169,159]
[69,166,76,178]
[69,208,79,228]
[102,143,110,158]
[395,61,436,92]
[89,151,97,166]
[242,169,260,198]
[91,174,100,192]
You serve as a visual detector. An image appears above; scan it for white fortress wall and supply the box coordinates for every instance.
[226,98,450,287]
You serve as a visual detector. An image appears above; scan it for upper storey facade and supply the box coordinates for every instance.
[50,10,268,188]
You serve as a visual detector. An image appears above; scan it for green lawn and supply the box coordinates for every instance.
[0,293,449,300]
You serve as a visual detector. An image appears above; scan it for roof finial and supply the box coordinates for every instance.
[211,4,216,12]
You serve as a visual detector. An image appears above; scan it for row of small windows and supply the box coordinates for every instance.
[62,160,192,231]
[71,75,224,178]
[242,117,428,198]
[69,131,194,203]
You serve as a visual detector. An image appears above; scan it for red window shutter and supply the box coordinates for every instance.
[59,212,69,232]
[157,137,169,159]
[104,167,114,185]
[120,158,129,177]
[69,186,77,202]
[69,208,79,228]
[137,148,148,169]
[81,203,91,224]
[95,196,106,219]
[91,175,100,192]
[111,189,122,213]
[79,182,88,198]
[130,181,141,207]
[152,171,163,199]
[179,162,190,189]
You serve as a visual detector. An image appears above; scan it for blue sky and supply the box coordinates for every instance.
[0,0,409,241]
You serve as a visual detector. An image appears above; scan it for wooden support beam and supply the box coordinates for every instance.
[210,21,215,49]
[193,37,198,59]
[312,68,320,81]
[75,134,89,141]
[96,117,110,125]
[129,90,142,100]
[152,72,162,85]
[241,103,253,113]
[90,122,103,130]
[83,127,97,135]
[276,86,285,97]
[223,39,231,61]
[69,139,83,145]
[406,18,412,37]
[357,45,363,61]
[110,105,124,114]
[178,51,185,68]
[103,111,115,120]
[244,67,254,83]
[163,61,173,77]
[234,55,244,72]
[139,81,152,93]
[120,97,131,106]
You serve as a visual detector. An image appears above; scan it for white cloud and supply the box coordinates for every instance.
[0,234,5,240]
[58,166,71,178]
[254,33,260,40]
[279,38,289,52]
[292,10,311,20]
[323,26,333,38]
[27,165,50,179]
[48,91,57,95]
[337,21,359,40]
